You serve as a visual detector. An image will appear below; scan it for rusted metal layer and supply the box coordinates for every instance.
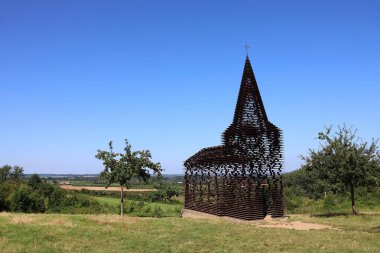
[184,56,284,220]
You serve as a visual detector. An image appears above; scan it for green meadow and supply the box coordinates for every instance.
[92,196,182,217]
[1,212,379,253]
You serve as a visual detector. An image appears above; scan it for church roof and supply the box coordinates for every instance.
[185,56,281,167]
[231,56,268,125]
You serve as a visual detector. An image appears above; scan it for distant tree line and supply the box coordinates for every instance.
[0,165,113,213]
[0,164,180,216]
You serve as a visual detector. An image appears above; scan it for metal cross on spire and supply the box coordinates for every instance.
[244,43,250,56]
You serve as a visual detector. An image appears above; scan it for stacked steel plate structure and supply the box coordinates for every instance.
[184,56,284,220]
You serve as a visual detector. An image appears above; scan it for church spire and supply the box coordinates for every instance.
[244,43,250,57]
[231,56,268,127]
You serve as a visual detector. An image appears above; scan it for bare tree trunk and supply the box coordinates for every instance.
[350,183,356,215]
[120,186,124,216]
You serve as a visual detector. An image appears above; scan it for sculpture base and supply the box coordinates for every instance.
[182,208,288,224]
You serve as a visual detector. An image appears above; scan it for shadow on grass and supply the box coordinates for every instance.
[370,226,380,233]
[311,212,352,217]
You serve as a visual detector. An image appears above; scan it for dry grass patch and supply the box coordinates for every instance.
[43,217,74,227]
[10,215,35,224]
[88,214,142,225]
[9,214,73,227]
[0,211,10,216]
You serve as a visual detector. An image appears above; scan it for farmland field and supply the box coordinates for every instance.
[0,212,379,253]
[70,181,157,189]
[59,184,157,192]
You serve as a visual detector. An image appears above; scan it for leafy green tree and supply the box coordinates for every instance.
[0,165,24,182]
[301,125,380,214]
[152,182,180,202]
[95,139,161,216]
[10,166,24,181]
[28,174,43,189]
[284,165,334,199]
[10,184,45,213]
[0,165,12,182]
[0,183,9,211]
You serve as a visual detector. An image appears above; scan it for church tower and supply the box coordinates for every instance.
[184,55,284,220]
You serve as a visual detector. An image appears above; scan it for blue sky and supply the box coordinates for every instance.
[1,0,379,174]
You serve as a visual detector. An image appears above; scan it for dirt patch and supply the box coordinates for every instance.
[182,209,224,221]
[59,185,157,192]
[257,220,338,231]
[183,209,287,224]
[182,209,339,231]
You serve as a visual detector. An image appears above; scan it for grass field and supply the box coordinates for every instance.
[1,212,379,253]
[92,196,182,217]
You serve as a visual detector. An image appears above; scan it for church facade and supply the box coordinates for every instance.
[184,56,284,220]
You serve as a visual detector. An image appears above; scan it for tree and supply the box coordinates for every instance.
[10,184,45,213]
[301,125,380,214]
[0,165,24,182]
[28,174,43,189]
[95,139,161,216]
[0,165,11,182]
[151,182,180,202]
[10,166,24,181]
